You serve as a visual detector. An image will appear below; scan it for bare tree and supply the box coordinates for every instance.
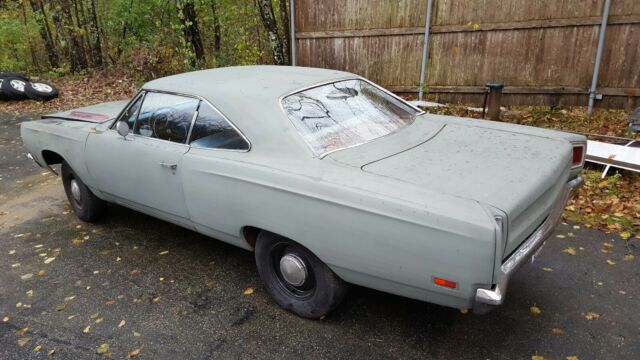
[210,0,221,56]
[87,0,103,66]
[177,0,205,66]
[257,0,286,65]
[278,0,290,64]
[28,0,59,68]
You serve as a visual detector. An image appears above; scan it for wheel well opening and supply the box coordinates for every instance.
[242,226,262,248]
[42,150,64,165]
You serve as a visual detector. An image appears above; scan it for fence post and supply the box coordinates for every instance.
[587,0,611,115]
[290,0,296,66]
[485,82,504,121]
[418,0,434,101]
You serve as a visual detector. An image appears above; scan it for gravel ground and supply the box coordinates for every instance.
[1,115,638,360]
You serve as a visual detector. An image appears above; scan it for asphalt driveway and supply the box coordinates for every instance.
[1,115,638,359]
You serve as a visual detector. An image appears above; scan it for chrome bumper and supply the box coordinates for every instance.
[474,176,584,311]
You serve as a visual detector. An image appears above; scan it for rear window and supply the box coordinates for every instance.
[281,79,420,156]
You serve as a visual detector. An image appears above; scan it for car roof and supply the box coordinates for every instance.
[143,65,356,101]
[142,66,360,158]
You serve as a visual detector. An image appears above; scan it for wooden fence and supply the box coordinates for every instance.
[293,0,640,108]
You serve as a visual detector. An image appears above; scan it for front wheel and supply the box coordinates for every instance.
[61,161,107,222]
[255,231,348,318]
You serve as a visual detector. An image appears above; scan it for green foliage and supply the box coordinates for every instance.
[0,0,288,75]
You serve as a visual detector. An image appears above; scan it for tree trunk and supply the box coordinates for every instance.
[116,0,134,60]
[257,0,286,65]
[210,0,221,56]
[58,0,88,71]
[87,0,103,67]
[177,0,205,66]
[278,0,290,64]
[28,0,59,68]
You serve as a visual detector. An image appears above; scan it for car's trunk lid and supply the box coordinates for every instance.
[42,100,128,123]
[329,117,572,258]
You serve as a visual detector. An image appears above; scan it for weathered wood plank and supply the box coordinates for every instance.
[295,15,640,39]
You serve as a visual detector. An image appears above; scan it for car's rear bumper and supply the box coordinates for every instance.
[473,176,584,313]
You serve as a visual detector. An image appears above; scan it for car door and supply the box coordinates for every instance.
[85,91,199,227]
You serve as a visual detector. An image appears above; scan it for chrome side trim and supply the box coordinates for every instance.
[475,176,584,307]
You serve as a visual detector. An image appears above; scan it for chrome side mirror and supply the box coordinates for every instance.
[115,121,129,138]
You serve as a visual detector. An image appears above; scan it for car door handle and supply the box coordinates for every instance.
[160,162,177,170]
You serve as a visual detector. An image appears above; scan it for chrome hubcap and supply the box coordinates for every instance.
[10,79,26,92]
[70,179,82,203]
[32,82,53,92]
[279,253,307,287]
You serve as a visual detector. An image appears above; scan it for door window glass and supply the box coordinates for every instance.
[134,92,199,144]
[119,93,144,130]
[189,101,249,150]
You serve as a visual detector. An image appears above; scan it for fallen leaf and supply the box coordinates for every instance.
[556,234,566,239]
[603,242,614,248]
[551,327,565,335]
[20,273,33,280]
[573,225,580,229]
[33,345,42,352]
[128,347,142,358]
[55,303,67,312]
[600,249,609,254]
[530,306,541,315]
[566,356,579,360]
[36,270,46,276]
[542,267,553,272]
[64,295,76,301]
[623,254,635,261]
[72,238,83,245]
[17,337,31,347]
[619,290,627,295]
[152,296,160,303]
[2,316,8,322]
[48,349,56,356]
[96,343,109,355]
[26,290,33,298]
[606,259,616,265]
[11,263,20,268]
[562,247,577,255]
[95,318,103,324]
[243,287,254,295]
[83,325,91,333]
[9,250,16,255]
[90,312,100,319]
[67,315,76,320]
[133,331,141,337]
[532,356,546,360]
[118,320,126,328]
[584,312,600,320]
[44,257,56,264]
[620,231,631,240]
[159,250,169,255]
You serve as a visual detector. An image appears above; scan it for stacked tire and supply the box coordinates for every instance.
[0,72,59,102]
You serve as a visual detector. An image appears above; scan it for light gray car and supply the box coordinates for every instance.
[21,66,586,318]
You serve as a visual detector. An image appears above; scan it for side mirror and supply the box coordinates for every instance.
[115,121,129,138]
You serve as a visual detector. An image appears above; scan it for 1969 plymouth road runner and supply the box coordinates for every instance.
[21,66,586,318]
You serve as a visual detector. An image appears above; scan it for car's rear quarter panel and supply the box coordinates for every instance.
[182,148,497,309]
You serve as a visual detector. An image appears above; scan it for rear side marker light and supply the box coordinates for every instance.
[572,144,585,168]
[434,277,457,289]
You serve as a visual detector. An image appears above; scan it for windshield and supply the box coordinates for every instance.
[281,79,420,156]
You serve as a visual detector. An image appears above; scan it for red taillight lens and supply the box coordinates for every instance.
[434,277,457,289]
[572,144,585,168]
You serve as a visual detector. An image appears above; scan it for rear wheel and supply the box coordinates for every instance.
[255,231,348,318]
[61,161,107,222]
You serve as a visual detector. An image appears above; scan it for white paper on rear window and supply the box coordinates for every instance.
[281,79,419,156]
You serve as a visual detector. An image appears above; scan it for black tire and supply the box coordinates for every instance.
[0,77,29,100]
[0,78,9,100]
[0,72,29,81]
[25,81,59,101]
[61,161,107,222]
[255,231,348,318]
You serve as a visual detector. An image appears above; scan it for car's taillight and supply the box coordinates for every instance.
[572,143,585,168]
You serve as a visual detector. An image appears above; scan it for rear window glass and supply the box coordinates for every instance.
[281,79,419,156]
